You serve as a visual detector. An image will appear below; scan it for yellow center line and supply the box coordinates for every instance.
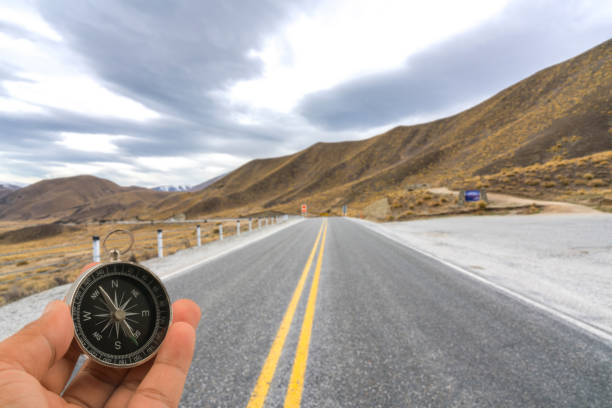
[246,220,325,408]
[284,220,328,407]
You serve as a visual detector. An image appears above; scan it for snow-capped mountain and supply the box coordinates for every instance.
[0,183,22,200]
[0,183,21,190]
[152,185,191,192]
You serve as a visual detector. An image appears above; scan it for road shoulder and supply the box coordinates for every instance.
[348,215,612,345]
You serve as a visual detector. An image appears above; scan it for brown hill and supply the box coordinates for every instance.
[1,40,610,222]
[0,175,172,222]
[182,39,611,216]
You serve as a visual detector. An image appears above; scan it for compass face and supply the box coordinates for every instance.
[67,262,172,368]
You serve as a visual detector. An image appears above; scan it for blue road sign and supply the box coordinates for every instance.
[465,190,481,202]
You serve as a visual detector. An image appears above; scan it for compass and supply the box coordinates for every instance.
[65,230,172,368]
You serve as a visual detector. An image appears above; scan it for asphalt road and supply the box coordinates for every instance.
[166,217,611,407]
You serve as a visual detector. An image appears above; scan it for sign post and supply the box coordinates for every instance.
[460,189,489,205]
[465,190,481,202]
[301,204,307,216]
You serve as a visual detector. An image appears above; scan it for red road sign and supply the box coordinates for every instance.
[301,204,307,214]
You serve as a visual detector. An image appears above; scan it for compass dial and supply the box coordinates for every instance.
[66,262,172,368]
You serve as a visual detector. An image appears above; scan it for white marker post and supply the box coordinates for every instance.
[219,224,223,240]
[249,218,252,232]
[92,236,100,262]
[196,225,201,247]
[157,229,163,258]
[237,220,241,236]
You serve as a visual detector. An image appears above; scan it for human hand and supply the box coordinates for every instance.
[0,298,201,407]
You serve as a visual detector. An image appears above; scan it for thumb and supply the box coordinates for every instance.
[0,300,74,380]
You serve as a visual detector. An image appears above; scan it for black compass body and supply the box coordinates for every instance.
[66,261,172,368]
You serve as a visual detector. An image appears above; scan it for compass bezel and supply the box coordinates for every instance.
[65,261,172,368]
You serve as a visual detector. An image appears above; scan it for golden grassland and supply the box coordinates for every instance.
[0,220,245,305]
[450,151,612,211]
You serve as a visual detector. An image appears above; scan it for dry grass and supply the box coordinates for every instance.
[0,220,237,305]
[451,151,612,210]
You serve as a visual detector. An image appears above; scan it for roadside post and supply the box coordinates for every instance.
[237,220,241,236]
[92,236,100,262]
[196,225,201,247]
[342,205,347,216]
[249,218,252,232]
[219,224,223,240]
[301,204,307,217]
[157,229,163,258]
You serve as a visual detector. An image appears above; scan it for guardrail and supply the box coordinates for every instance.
[0,215,291,290]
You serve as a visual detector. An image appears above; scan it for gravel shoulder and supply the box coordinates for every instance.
[350,213,612,339]
[0,217,304,341]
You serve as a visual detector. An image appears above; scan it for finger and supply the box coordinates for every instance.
[128,322,196,408]
[40,340,82,393]
[61,359,129,408]
[40,262,101,392]
[106,300,201,408]
[0,300,73,381]
[171,298,202,329]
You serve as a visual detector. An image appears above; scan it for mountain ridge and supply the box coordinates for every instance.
[0,39,610,221]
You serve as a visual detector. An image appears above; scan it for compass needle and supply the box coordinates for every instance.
[99,286,119,313]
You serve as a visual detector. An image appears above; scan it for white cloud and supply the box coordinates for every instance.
[4,74,160,121]
[0,96,45,114]
[0,5,62,41]
[225,0,509,112]
[0,6,159,122]
[56,132,133,154]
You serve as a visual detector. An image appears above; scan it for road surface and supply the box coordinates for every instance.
[164,217,610,407]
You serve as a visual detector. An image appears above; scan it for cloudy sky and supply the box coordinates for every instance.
[1,0,610,188]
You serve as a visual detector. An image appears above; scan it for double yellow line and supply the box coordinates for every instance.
[246,219,328,408]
